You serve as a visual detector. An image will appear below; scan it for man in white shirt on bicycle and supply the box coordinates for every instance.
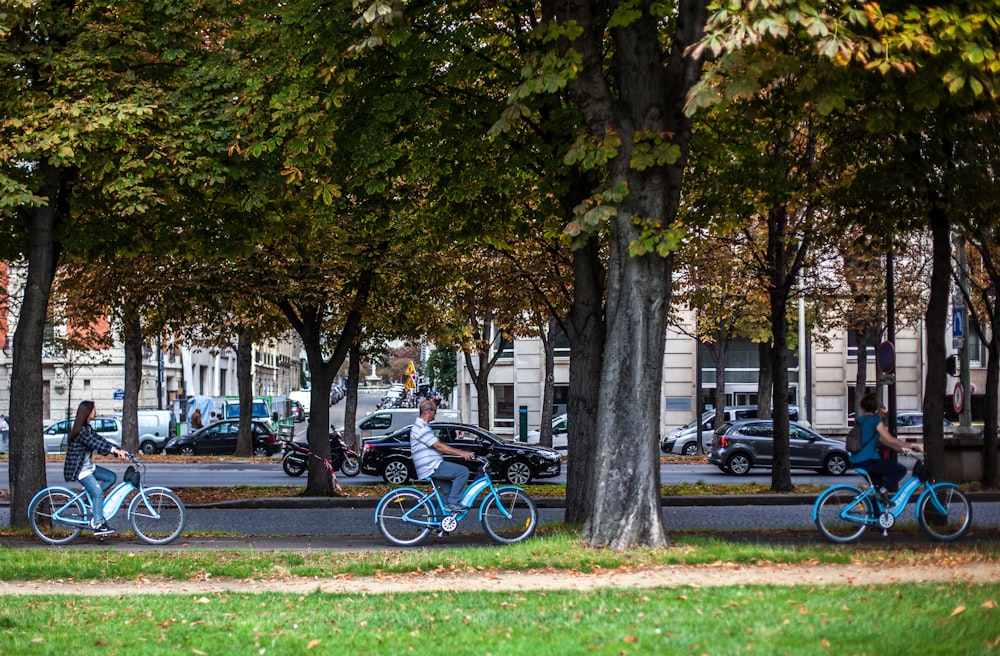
[410,398,474,514]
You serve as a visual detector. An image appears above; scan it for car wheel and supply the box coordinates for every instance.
[382,459,412,485]
[682,442,699,456]
[139,441,158,455]
[179,445,196,456]
[253,445,270,457]
[503,459,532,485]
[823,453,849,476]
[725,452,752,475]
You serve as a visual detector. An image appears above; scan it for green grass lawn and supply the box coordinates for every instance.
[2,584,997,655]
[1,534,998,654]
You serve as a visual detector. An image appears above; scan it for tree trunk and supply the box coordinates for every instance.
[233,329,255,457]
[564,237,605,524]
[767,205,794,493]
[709,335,730,431]
[7,162,64,528]
[756,342,772,419]
[278,267,375,496]
[583,211,671,548]
[921,203,951,477]
[557,0,707,548]
[344,340,361,450]
[539,317,556,448]
[122,314,143,454]
[463,347,502,429]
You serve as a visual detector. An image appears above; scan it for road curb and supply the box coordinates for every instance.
[186,491,1000,510]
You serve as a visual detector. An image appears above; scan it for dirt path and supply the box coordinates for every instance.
[2,561,998,596]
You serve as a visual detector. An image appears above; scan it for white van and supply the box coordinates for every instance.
[113,410,177,454]
[288,390,312,415]
[354,407,461,440]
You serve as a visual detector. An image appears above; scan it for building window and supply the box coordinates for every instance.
[494,384,514,428]
[968,331,983,366]
[847,330,877,360]
[553,325,570,357]
[552,385,569,416]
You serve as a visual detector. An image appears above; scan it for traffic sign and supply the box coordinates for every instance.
[405,375,416,390]
[952,307,965,339]
[405,361,416,376]
[953,382,964,414]
[877,341,895,374]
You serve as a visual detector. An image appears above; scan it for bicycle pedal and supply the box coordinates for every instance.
[436,530,451,538]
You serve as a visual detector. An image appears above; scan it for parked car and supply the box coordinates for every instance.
[354,407,460,441]
[708,420,849,476]
[660,406,760,455]
[661,406,800,456]
[290,400,306,423]
[45,416,123,454]
[526,413,568,452]
[896,412,952,427]
[162,419,281,457]
[360,422,562,485]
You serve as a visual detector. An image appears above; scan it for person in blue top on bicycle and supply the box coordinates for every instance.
[63,400,129,536]
[410,398,475,514]
[851,393,922,499]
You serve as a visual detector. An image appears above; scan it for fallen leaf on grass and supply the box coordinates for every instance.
[307,639,321,649]
[951,606,966,617]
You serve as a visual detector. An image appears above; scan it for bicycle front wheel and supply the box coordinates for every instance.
[814,487,873,544]
[376,489,434,547]
[918,483,972,542]
[129,487,186,545]
[481,488,537,544]
[28,488,85,545]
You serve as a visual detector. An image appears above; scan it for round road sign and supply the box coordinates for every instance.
[953,382,964,414]
[877,341,895,373]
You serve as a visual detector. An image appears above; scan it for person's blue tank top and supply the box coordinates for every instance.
[849,414,882,464]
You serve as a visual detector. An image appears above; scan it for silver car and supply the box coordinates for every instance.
[708,419,849,476]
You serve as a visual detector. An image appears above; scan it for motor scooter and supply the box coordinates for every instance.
[281,427,360,477]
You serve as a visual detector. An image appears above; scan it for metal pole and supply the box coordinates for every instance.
[886,246,898,436]
[956,234,975,435]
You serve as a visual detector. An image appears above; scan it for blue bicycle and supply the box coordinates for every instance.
[27,454,186,545]
[375,457,538,546]
[813,452,972,543]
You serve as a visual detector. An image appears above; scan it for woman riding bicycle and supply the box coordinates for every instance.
[63,400,129,536]
[851,393,922,496]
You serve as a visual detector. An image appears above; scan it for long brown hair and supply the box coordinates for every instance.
[67,400,95,444]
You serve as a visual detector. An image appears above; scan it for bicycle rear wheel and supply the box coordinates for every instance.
[129,488,186,545]
[376,489,434,547]
[481,488,537,544]
[918,483,972,542]
[814,487,873,544]
[28,488,85,545]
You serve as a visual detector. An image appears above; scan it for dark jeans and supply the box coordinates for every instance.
[432,461,471,507]
[854,458,906,492]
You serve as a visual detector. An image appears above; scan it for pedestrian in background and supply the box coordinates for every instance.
[0,414,8,454]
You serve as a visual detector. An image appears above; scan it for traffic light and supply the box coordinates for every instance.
[946,354,961,377]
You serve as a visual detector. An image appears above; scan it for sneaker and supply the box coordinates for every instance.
[93,523,115,537]
[444,504,465,515]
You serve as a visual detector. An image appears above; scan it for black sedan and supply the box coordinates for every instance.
[163,419,281,457]
[708,420,849,476]
[360,423,562,485]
